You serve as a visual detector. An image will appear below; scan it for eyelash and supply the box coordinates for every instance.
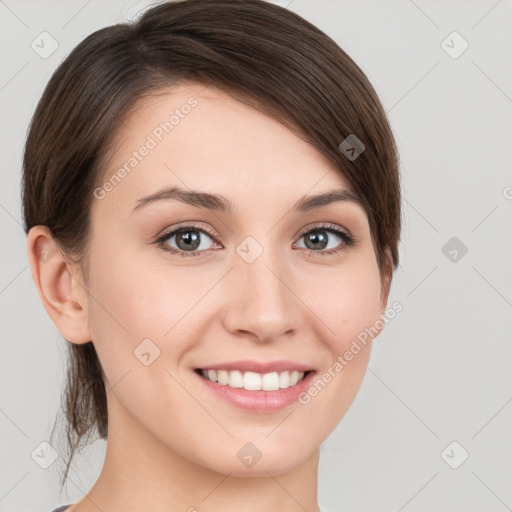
[154,222,356,258]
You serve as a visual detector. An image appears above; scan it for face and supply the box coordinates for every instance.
[82,82,388,476]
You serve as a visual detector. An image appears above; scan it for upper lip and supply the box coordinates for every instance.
[196,360,315,373]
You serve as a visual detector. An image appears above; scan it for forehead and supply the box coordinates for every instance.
[93,82,356,217]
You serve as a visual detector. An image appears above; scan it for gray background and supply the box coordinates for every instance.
[1,0,511,511]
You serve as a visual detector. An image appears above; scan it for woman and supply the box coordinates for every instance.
[23,0,401,510]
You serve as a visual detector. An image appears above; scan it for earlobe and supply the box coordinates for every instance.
[26,225,92,344]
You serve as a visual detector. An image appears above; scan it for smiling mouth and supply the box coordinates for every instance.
[194,368,314,391]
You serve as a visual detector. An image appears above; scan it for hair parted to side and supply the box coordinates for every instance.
[22,0,401,488]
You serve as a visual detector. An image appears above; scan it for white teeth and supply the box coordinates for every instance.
[217,370,229,385]
[244,371,262,390]
[200,368,306,390]
[228,370,244,388]
[279,371,290,388]
[261,372,280,390]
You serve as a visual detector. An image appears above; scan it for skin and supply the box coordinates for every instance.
[27,82,392,512]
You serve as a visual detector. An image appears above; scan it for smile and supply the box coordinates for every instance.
[196,368,311,391]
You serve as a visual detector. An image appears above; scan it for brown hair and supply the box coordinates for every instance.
[22,0,401,488]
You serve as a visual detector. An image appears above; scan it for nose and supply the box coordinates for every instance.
[221,244,302,344]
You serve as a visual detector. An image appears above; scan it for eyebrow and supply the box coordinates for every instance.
[132,185,363,215]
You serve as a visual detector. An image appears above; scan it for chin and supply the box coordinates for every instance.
[194,439,317,477]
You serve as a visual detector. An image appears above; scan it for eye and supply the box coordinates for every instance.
[294,223,356,256]
[155,224,219,257]
[153,222,356,258]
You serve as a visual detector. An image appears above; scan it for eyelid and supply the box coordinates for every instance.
[155,221,220,243]
[156,221,353,242]
[295,221,353,241]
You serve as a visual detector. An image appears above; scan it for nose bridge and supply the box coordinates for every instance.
[224,235,299,342]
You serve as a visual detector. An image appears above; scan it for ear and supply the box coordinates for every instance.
[379,247,393,315]
[26,225,92,344]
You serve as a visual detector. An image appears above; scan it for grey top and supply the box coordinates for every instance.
[51,503,331,511]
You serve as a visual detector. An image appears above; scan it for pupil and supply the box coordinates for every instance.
[177,230,200,250]
[306,231,327,250]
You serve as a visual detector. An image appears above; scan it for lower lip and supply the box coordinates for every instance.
[194,370,316,412]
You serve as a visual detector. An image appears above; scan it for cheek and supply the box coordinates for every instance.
[83,245,152,366]
[293,261,382,435]
[308,258,383,351]
[87,233,200,333]
[296,257,381,399]
[85,240,219,381]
